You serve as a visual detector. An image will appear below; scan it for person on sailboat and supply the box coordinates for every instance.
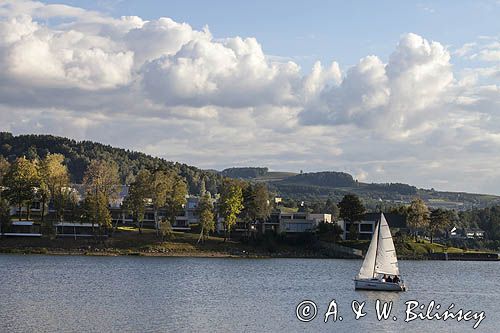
[386,275,393,283]
[393,275,400,284]
[382,274,388,282]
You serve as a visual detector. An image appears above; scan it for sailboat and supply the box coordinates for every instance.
[354,213,407,291]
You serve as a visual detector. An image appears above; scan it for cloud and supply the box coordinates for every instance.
[300,33,454,139]
[0,15,134,90]
[455,36,500,62]
[0,1,499,193]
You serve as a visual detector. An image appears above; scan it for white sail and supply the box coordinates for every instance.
[374,213,400,276]
[357,220,379,279]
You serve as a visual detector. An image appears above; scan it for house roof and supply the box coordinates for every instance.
[363,212,407,229]
[55,222,95,227]
[12,221,36,226]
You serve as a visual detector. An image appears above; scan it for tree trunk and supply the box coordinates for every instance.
[41,197,46,224]
[154,209,159,237]
[198,226,204,244]
[112,217,118,236]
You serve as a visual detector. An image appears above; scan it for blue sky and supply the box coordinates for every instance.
[0,0,499,193]
[44,0,499,70]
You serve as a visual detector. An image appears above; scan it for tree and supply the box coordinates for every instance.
[218,178,244,241]
[389,204,410,217]
[62,188,81,223]
[39,153,70,223]
[3,157,39,220]
[123,169,151,234]
[146,170,188,237]
[317,221,343,243]
[35,182,50,223]
[324,198,340,220]
[348,224,359,241]
[429,208,452,243]
[26,146,39,161]
[197,193,215,243]
[82,160,120,234]
[199,179,207,196]
[150,171,171,236]
[0,156,9,187]
[407,198,430,241]
[165,175,188,228]
[0,198,11,236]
[338,194,365,239]
[159,218,173,241]
[82,192,112,232]
[242,183,271,236]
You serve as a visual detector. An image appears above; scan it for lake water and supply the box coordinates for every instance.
[0,254,498,332]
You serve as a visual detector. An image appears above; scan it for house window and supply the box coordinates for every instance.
[360,224,373,232]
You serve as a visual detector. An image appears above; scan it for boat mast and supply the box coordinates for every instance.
[372,217,381,278]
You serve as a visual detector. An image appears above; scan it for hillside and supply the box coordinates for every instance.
[220,168,500,210]
[2,133,499,210]
[0,132,222,195]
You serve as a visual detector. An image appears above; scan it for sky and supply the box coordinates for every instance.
[0,1,499,194]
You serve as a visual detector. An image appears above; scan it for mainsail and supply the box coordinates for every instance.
[357,213,399,279]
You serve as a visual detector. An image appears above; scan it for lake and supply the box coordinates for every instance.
[0,254,498,332]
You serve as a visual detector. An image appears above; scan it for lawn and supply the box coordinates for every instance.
[338,239,493,257]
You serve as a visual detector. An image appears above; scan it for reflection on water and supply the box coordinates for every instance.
[356,290,402,302]
[0,255,498,332]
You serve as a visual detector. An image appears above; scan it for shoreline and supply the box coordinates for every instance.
[0,247,351,259]
[1,247,498,261]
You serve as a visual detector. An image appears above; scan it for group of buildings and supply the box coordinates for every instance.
[1,186,335,238]
[0,185,486,241]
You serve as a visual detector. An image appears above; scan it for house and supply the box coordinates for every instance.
[464,228,485,239]
[449,226,460,238]
[255,210,332,235]
[448,226,485,239]
[336,212,407,240]
[260,211,280,233]
[308,213,332,224]
[7,185,82,222]
[1,221,42,237]
[279,211,316,233]
[110,191,202,231]
[55,222,98,238]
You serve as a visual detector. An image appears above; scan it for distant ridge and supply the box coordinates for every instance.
[1,132,499,209]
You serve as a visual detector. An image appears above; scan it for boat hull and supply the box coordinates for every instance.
[354,278,406,292]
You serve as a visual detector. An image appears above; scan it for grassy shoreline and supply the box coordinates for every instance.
[0,228,497,260]
[0,229,339,259]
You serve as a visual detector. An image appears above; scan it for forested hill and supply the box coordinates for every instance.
[221,167,269,179]
[0,132,222,195]
[284,171,357,187]
[2,133,500,210]
[222,167,500,210]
